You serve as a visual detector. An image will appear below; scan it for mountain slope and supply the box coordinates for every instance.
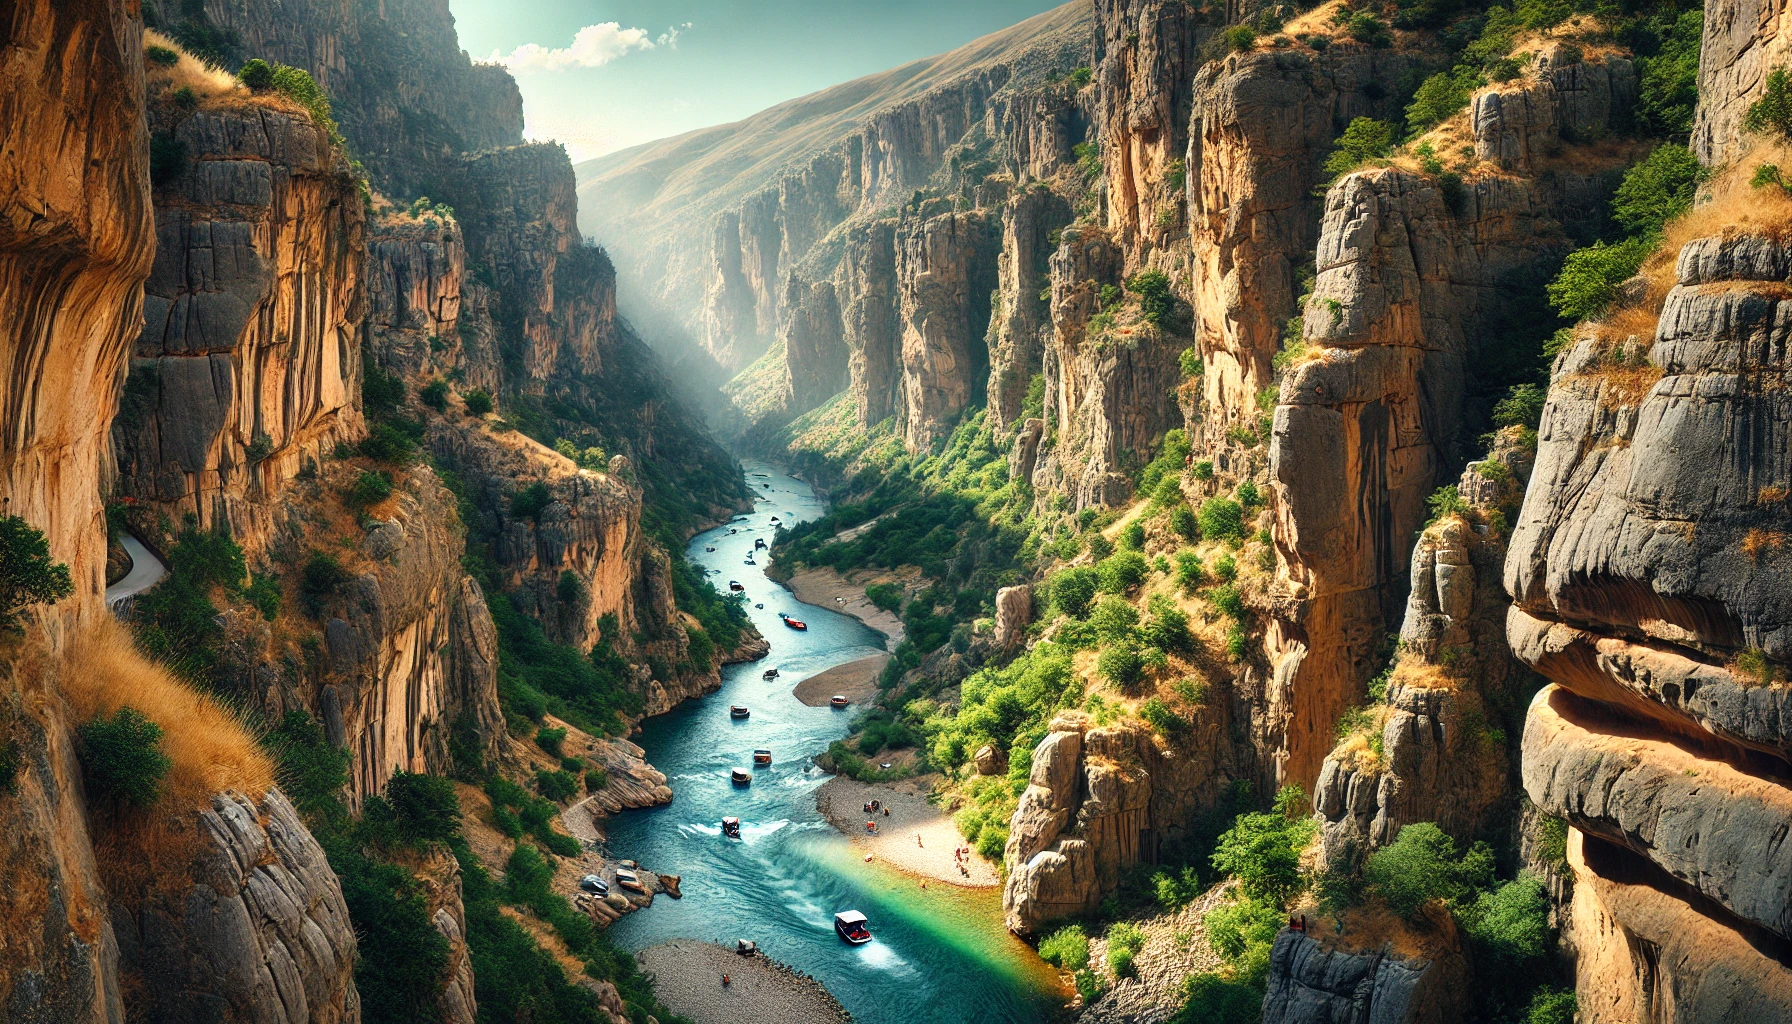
[574,1,1092,373]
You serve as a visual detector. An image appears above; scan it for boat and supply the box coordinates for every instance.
[704,546,715,552]
[735,939,758,955]
[578,874,609,896]
[829,695,849,708]
[744,558,756,565]
[755,538,766,549]
[834,911,872,945]
[615,868,647,894]
[753,749,772,765]
[730,705,750,718]
[721,816,741,838]
[762,668,779,679]
[731,768,752,785]
[782,617,808,631]
[729,528,738,534]
[729,580,744,591]
[754,602,764,609]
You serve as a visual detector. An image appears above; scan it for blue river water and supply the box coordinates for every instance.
[603,460,1066,1024]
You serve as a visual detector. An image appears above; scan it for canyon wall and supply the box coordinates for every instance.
[1691,0,1792,163]
[1509,231,1792,1020]
[0,2,153,1018]
[113,97,366,557]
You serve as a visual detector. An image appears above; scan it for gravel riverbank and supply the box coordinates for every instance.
[638,940,854,1024]
[816,775,999,886]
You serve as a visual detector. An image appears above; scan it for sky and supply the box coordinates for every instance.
[447,0,1069,162]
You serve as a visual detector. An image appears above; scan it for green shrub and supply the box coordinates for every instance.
[1321,118,1394,180]
[1120,521,1146,551]
[245,572,281,620]
[300,552,350,614]
[1197,499,1245,542]
[1210,801,1315,904]
[1365,822,1492,918]
[1139,697,1185,735]
[1052,566,1099,618]
[1635,10,1703,137]
[1099,640,1146,689]
[245,432,274,462]
[509,483,554,522]
[1204,894,1282,981]
[1097,551,1149,594]
[1180,347,1204,376]
[77,707,171,808]
[1492,383,1547,431]
[1406,66,1482,136]
[1091,597,1141,644]
[535,769,579,802]
[585,767,608,791]
[1171,970,1265,1024]
[1225,25,1256,51]
[1169,506,1198,541]
[348,470,393,511]
[462,388,493,416]
[1128,271,1175,325]
[382,770,462,847]
[1548,234,1655,321]
[1106,922,1146,977]
[147,44,181,66]
[1038,924,1091,971]
[237,58,274,90]
[1525,987,1577,1024]
[1069,65,1094,88]
[1425,484,1471,525]
[865,582,904,613]
[1345,11,1391,45]
[419,379,449,411]
[149,132,188,187]
[1744,65,1792,138]
[535,726,567,757]
[1191,460,1214,480]
[1613,144,1704,235]
[0,515,73,630]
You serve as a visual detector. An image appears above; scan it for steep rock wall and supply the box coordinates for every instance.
[113,102,367,558]
[779,274,848,417]
[988,187,1074,431]
[896,211,1000,450]
[839,220,903,427]
[1692,0,1792,163]
[0,3,153,1018]
[1508,231,1792,1019]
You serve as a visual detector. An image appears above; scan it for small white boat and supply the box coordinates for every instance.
[762,668,779,679]
[721,816,741,838]
[829,695,849,708]
[729,580,744,591]
[578,874,609,896]
[755,602,764,609]
[730,705,750,718]
[755,538,767,549]
[731,768,752,785]
[615,868,647,894]
[834,911,872,945]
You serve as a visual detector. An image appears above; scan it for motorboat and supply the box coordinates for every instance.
[829,695,849,708]
[705,546,715,552]
[730,705,750,718]
[753,749,772,765]
[729,528,738,534]
[834,911,872,945]
[755,538,767,549]
[744,557,756,566]
[735,939,758,955]
[729,580,744,591]
[578,874,609,896]
[615,868,647,894]
[731,768,752,785]
[781,616,808,631]
[762,668,779,679]
[755,602,764,609]
[721,816,741,838]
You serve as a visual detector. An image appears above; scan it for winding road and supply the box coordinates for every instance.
[106,532,166,612]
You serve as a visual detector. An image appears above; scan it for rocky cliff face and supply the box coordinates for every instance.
[113,789,360,1024]
[1004,713,1239,935]
[113,98,367,558]
[171,0,522,197]
[1691,0,1792,163]
[0,2,154,1018]
[1508,230,1792,1019]
[779,274,848,417]
[1257,923,1468,1024]
[896,211,1001,450]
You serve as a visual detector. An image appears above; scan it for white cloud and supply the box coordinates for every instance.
[491,22,656,73]
[657,22,692,47]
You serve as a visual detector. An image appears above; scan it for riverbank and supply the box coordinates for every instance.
[816,775,999,887]
[773,565,907,643]
[793,654,889,707]
[638,940,854,1024]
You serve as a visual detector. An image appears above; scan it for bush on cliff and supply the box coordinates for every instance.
[0,514,73,631]
[1364,821,1495,918]
[1038,924,1091,971]
[77,707,172,809]
[1209,788,1316,904]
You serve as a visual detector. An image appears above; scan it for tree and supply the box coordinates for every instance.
[462,389,493,416]
[383,771,462,847]
[1197,498,1245,542]
[1322,118,1394,180]
[1743,65,1792,138]
[237,58,274,91]
[1364,821,1493,918]
[1210,808,1315,904]
[0,515,73,630]
[1051,566,1098,618]
[1547,235,1654,321]
[78,707,172,808]
[1612,144,1704,235]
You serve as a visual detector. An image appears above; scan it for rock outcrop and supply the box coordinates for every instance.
[1258,925,1468,1024]
[0,3,154,1018]
[113,98,367,558]
[1692,0,1792,163]
[897,211,1000,449]
[779,275,848,417]
[987,187,1074,431]
[113,789,360,1024]
[1004,714,1236,934]
[1508,231,1792,1018]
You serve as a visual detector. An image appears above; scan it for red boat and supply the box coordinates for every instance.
[781,616,808,631]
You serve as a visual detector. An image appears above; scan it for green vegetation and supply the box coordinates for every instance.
[463,388,494,416]
[1364,822,1494,917]
[866,582,905,613]
[535,726,567,757]
[1105,922,1146,978]
[128,523,249,679]
[1197,498,1245,543]
[0,514,73,631]
[77,707,171,808]
[1612,144,1704,235]
[1406,66,1482,137]
[236,58,273,90]
[1038,924,1091,971]
[419,378,449,411]
[1128,271,1175,326]
[489,599,643,738]
[1744,65,1792,138]
[1321,117,1394,181]
[535,768,579,801]
[1546,234,1653,320]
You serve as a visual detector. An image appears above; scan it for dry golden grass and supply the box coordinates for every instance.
[1758,485,1790,505]
[1743,528,1786,562]
[57,618,273,906]
[1388,656,1457,692]
[144,29,307,116]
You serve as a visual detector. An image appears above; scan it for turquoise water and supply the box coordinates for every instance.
[604,461,1066,1024]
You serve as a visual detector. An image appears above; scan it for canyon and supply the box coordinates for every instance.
[4,0,1791,1022]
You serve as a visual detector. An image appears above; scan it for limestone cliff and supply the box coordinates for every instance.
[113,93,367,558]
[1691,0,1792,163]
[1507,229,1792,1019]
[0,2,154,1017]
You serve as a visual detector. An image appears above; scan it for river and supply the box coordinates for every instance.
[604,460,1067,1024]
